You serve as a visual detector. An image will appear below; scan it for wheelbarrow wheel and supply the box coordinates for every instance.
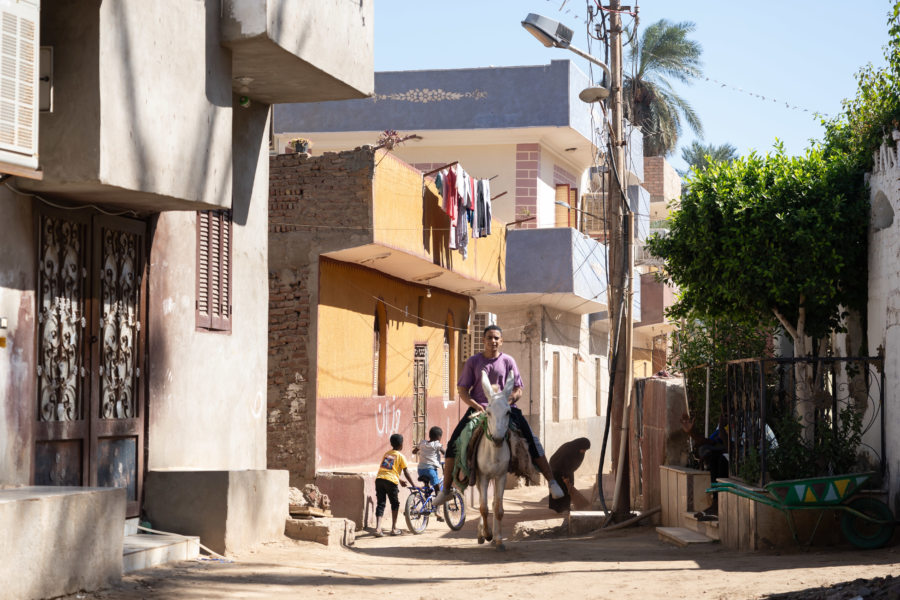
[840,497,895,549]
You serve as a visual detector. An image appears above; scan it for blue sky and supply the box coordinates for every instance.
[374,1,892,172]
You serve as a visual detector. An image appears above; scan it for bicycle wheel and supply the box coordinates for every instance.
[443,489,466,531]
[840,497,895,549]
[405,492,429,534]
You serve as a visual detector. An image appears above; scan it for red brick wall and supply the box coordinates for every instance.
[643,156,680,204]
[267,148,375,482]
[515,143,540,229]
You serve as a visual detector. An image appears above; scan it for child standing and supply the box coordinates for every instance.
[412,426,445,492]
[374,433,416,537]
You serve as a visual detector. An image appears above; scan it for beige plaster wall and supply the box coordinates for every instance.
[146,103,271,471]
[0,190,36,484]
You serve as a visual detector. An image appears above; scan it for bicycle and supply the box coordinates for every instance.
[404,476,466,534]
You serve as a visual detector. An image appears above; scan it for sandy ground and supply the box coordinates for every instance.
[67,476,900,600]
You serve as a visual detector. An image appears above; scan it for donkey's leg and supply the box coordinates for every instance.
[492,473,507,549]
[478,479,492,544]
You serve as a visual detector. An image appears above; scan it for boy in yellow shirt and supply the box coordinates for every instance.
[374,433,417,537]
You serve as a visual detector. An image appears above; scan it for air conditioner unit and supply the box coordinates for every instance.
[466,311,497,355]
[582,191,606,236]
[0,0,39,176]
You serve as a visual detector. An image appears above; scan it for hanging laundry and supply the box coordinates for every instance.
[443,167,458,250]
[476,179,492,237]
[455,166,469,259]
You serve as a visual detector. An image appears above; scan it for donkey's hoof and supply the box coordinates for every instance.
[494,541,506,551]
[478,535,486,544]
[484,533,493,542]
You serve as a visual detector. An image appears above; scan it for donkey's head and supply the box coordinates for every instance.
[480,371,511,444]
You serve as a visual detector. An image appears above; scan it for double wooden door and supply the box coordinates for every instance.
[33,207,147,517]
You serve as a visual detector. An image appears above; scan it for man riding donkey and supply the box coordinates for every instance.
[434,324,565,506]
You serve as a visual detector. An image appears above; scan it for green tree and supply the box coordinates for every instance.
[821,2,900,171]
[669,313,771,431]
[679,141,738,175]
[625,19,704,157]
[647,145,868,420]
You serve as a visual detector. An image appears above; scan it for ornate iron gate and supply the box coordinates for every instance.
[34,208,146,517]
[413,344,428,443]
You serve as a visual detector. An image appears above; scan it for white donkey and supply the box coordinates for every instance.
[474,370,512,550]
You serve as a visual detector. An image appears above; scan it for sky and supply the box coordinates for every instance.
[373,1,893,172]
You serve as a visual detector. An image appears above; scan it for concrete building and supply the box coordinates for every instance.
[267,147,505,527]
[0,1,372,598]
[272,60,673,478]
[865,136,900,515]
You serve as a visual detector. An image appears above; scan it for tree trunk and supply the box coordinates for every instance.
[773,300,815,442]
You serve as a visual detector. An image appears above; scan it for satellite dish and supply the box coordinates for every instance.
[579,86,609,103]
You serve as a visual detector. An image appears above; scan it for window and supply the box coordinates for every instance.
[554,184,571,227]
[196,210,232,332]
[471,312,496,355]
[373,301,387,396]
[572,353,579,420]
[443,314,455,402]
[552,352,560,422]
[554,185,578,228]
[0,0,39,176]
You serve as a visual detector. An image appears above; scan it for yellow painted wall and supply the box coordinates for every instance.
[317,257,469,399]
[372,151,506,291]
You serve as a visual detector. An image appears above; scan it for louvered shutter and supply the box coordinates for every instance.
[196,212,212,329]
[196,210,232,332]
[0,0,38,171]
[554,184,570,228]
[210,211,232,331]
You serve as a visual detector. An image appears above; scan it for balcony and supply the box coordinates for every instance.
[477,227,607,314]
[22,0,373,212]
[634,272,676,335]
[271,148,505,295]
[221,0,373,104]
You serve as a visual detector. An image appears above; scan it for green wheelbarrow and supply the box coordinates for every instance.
[708,472,897,549]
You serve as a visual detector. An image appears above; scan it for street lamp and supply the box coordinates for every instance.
[521,13,611,83]
[523,7,632,522]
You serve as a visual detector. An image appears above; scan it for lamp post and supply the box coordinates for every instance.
[522,9,633,521]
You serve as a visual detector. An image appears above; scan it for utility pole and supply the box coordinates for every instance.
[607,0,634,521]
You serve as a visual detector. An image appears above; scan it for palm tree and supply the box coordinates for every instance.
[680,141,738,175]
[625,19,704,157]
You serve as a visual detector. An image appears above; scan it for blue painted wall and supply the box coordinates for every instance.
[504,228,607,304]
[275,60,594,141]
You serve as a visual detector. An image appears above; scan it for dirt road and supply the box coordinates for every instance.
[70,480,900,600]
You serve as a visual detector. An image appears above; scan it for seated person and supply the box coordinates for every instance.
[681,413,728,519]
[412,425,444,493]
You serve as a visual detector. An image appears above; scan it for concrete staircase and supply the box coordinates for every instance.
[656,511,719,547]
[122,519,200,574]
[655,466,718,547]
[681,510,719,540]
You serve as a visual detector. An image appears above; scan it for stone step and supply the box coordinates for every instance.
[656,526,716,547]
[681,511,720,540]
[123,533,200,574]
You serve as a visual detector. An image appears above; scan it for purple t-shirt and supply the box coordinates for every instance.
[457,352,523,406]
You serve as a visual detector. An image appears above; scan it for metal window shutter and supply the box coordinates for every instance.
[0,0,37,166]
[196,211,212,329]
[210,211,232,331]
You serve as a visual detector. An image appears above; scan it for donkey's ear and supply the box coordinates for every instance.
[480,371,493,399]
[502,373,515,397]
